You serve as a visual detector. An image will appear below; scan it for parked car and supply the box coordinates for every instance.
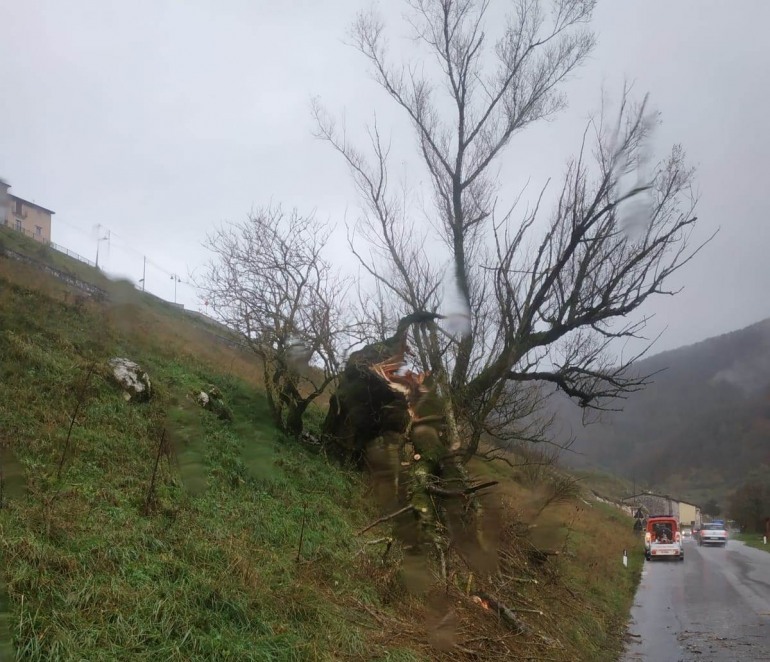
[645,516,684,561]
[698,521,728,547]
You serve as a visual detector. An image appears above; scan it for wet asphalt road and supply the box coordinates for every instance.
[622,539,770,661]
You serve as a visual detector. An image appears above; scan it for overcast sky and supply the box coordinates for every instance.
[1,0,768,353]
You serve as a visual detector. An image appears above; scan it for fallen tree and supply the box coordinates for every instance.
[314,0,706,580]
[324,311,498,575]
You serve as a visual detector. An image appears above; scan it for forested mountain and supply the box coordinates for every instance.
[560,318,770,503]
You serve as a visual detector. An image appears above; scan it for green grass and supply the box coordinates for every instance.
[732,532,770,553]
[0,224,112,288]
[571,469,634,502]
[0,231,647,661]
[547,502,644,661]
[0,276,424,661]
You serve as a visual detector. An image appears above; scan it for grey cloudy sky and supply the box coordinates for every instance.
[1,0,768,353]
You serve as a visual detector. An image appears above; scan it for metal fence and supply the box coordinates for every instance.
[1,246,108,300]
[49,241,96,268]
[1,221,96,268]
[0,225,250,354]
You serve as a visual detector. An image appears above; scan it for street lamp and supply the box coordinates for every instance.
[170,274,182,304]
[139,256,146,292]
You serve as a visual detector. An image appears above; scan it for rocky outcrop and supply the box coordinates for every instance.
[193,385,232,421]
[109,358,152,402]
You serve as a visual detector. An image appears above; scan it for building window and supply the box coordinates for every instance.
[15,220,22,231]
[14,200,22,216]
[35,225,42,236]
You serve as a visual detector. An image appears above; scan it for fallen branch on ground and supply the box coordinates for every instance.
[355,536,394,562]
[352,598,386,626]
[425,480,498,498]
[475,591,561,649]
[357,505,415,535]
[472,591,532,633]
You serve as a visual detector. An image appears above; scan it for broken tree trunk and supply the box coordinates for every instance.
[324,314,495,579]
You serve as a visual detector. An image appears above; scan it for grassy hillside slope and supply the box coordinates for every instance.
[0,228,643,661]
[559,318,770,504]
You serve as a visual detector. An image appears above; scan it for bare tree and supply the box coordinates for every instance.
[316,0,707,462]
[199,206,349,436]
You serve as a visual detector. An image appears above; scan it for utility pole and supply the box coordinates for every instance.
[140,256,146,291]
[95,225,110,269]
[94,223,101,267]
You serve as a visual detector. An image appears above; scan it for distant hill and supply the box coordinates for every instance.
[560,318,770,505]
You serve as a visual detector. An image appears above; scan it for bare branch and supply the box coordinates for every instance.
[317,0,704,465]
[197,205,351,436]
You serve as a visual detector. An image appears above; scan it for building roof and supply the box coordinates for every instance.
[622,492,700,508]
[8,193,55,215]
[623,492,672,501]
